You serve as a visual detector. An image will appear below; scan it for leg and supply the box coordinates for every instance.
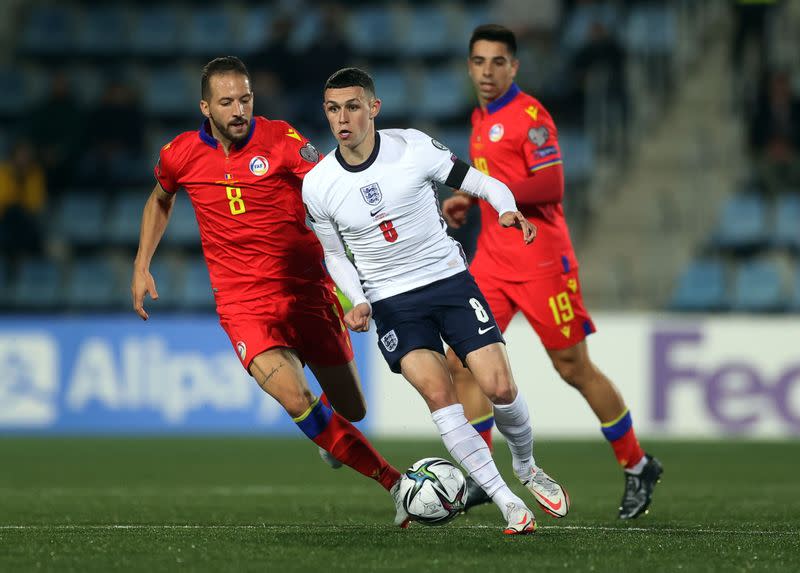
[448,347,495,448]
[399,349,534,532]
[464,342,570,518]
[249,348,400,493]
[308,359,366,422]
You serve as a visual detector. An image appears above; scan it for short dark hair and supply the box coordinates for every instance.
[469,24,517,57]
[324,67,375,98]
[201,56,251,100]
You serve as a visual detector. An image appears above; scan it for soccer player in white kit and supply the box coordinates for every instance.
[302,67,570,534]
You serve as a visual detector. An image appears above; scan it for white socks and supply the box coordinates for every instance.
[432,403,523,515]
[492,390,535,479]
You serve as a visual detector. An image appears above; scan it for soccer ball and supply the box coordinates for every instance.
[398,457,467,525]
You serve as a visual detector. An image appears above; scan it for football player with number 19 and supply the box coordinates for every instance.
[131,57,409,526]
[303,67,571,535]
[442,25,663,519]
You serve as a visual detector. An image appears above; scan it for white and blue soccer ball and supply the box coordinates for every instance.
[398,457,466,525]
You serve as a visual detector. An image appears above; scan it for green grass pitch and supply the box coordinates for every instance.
[0,438,798,572]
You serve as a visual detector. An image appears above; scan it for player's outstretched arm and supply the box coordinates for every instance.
[132,183,176,320]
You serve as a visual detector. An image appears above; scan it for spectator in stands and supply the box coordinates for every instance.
[749,69,800,194]
[29,72,85,195]
[0,140,46,257]
[80,79,145,186]
[731,0,776,110]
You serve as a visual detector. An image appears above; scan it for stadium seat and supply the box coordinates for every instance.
[404,5,454,57]
[130,6,181,55]
[64,257,118,310]
[559,131,594,184]
[107,192,148,247]
[415,67,469,120]
[0,67,27,117]
[13,258,62,309]
[234,6,273,54]
[76,5,129,55]
[626,5,677,56]
[141,68,196,118]
[56,194,107,248]
[791,264,800,312]
[20,4,76,55]
[146,258,182,309]
[563,3,621,53]
[731,258,787,312]
[774,194,800,251]
[162,194,200,248]
[669,258,727,311]
[431,127,470,165]
[711,194,769,252]
[370,68,412,119]
[179,257,215,310]
[347,6,399,55]
[0,257,8,306]
[182,7,236,56]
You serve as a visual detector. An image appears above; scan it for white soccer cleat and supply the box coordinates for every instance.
[390,479,411,528]
[318,447,343,469]
[503,502,536,535]
[520,466,570,518]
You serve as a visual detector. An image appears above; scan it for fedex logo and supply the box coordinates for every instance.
[652,328,800,434]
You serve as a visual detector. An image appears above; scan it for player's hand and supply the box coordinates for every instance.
[344,302,372,332]
[131,266,159,321]
[442,195,472,229]
[499,211,537,244]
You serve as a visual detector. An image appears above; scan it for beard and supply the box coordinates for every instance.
[209,113,250,143]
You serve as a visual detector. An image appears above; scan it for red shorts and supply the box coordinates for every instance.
[217,282,353,371]
[472,267,596,350]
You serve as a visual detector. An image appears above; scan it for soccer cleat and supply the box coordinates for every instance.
[503,502,537,535]
[390,480,411,528]
[520,466,570,518]
[619,454,663,520]
[318,446,343,469]
[462,475,492,513]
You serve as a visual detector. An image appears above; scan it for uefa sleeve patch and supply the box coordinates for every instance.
[431,139,449,151]
[299,142,320,163]
[528,126,549,146]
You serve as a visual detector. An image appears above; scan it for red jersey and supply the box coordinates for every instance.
[155,116,327,304]
[469,83,578,280]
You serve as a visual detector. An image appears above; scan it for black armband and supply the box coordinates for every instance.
[444,159,471,189]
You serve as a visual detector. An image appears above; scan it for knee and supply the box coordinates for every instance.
[480,369,516,405]
[553,355,592,389]
[278,387,316,419]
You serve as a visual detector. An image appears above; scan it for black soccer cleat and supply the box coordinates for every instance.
[462,475,492,513]
[619,454,663,520]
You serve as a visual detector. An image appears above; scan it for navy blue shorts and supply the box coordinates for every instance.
[371,271,505,373]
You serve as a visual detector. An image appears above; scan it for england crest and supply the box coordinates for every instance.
[360,182,382,206]
[381,330,398,352]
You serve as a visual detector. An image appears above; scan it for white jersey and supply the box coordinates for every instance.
[303,129,467,303]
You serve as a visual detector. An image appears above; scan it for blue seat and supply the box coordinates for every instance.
[234,6,273,54]
[791,264,800,312]
[182,7,236,55]
[107,192,148,246]
[347,6,398,55]
[626,5,677,56]
[670,259,727,311]
[559,131,594,184]
[711,194,769,252]
[731,259,786,312]
[774,194,800,250]
[142,68,195,118]
[404,6,452,57]
[179,257,215,310]
[370,68,412,119]
[21,5,76,55]
[0,67,27,116]
[57,194,107,248]
[131,6,181,55]
[147,259,182,309]
[13,258,62,309]
[415,67,468,120]
[162,194,200,247]
[432,127,470,165]
[76,5,129,55]
[64,257,118,310]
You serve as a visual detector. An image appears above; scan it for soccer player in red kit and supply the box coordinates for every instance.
[442,26,662,519]
[131,56,409,526]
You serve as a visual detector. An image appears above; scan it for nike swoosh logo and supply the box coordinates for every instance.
[478,326,496,335]
[538,496,562,511]
[369,206,384,216]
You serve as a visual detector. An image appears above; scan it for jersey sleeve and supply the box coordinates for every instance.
[277,122,323,181]
[154,140,181,193]
[521,105,563,174]
[405,129,459,184]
